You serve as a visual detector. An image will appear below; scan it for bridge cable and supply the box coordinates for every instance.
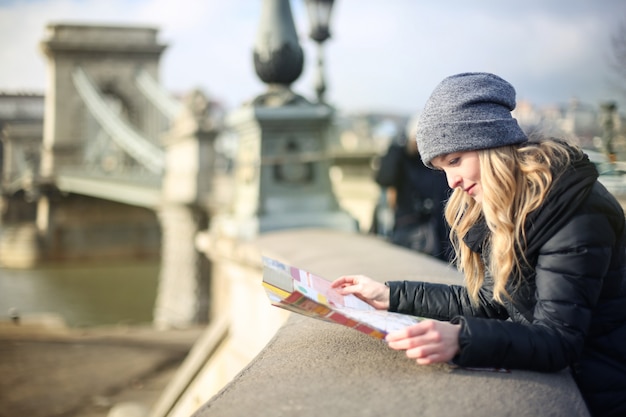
[72,67,165,174]
[135,69,182,122]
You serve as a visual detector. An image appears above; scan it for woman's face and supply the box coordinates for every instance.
[431,151,482,203]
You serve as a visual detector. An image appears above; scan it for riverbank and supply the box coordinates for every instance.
[0,314,203,417]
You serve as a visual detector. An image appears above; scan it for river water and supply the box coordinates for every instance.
[0,262,159,328]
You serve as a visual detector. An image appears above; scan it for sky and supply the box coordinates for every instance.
[0,0,625,116]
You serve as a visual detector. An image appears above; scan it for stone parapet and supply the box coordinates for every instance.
[167,229,589,417]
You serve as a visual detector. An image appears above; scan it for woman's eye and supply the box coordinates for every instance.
[448,158,459,165]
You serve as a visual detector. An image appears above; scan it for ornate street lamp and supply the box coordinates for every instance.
[304,0,335,103]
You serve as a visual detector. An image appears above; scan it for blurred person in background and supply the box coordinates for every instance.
[373,119,451,262]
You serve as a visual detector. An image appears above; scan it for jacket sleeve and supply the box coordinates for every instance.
[387,280,509,321]
[452,211,613,371]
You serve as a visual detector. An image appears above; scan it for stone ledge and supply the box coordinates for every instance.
[192,228,590,417]
[197,315,587,417]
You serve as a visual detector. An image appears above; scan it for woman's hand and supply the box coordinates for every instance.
[386,320,461,365]
[330,275,390,310]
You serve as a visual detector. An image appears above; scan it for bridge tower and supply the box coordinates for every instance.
[39,23,168,177]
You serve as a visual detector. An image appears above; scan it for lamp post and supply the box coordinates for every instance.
[304,0,335,103]
[216,0,356,238]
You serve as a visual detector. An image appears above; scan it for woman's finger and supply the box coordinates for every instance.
[404,343,439,360]
[331,275,364,288]
[386,322,428,342]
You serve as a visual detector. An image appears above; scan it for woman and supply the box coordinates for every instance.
[332,73,626,416]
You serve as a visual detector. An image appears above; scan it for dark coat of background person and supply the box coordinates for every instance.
[374,134,451,261]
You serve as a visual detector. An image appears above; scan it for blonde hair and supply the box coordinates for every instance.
[445,140,574,303]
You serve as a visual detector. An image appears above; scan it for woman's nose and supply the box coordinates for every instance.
[447,173,461,189]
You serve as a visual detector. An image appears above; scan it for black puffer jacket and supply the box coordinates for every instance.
[387,151,626,416]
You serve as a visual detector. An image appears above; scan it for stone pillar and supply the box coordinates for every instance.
[215,103,357,240]
[153,89,217,329]
[600,101,620,163]
[154,204,210,329]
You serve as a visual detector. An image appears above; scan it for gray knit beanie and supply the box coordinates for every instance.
[416,72,528,168]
